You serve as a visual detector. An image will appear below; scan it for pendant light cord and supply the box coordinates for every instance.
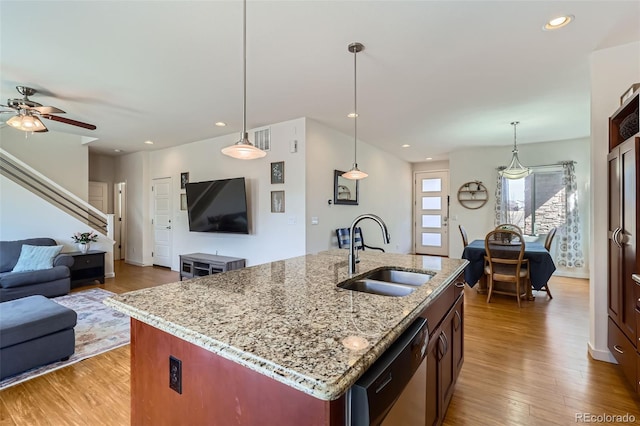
[511,121,519,152]
[353,46,358,164]
[242,0,247,138]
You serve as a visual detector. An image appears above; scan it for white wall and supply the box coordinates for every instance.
[589,40,640,363]
[0,175,112,257]
[89,153,116,213]
[115,151,150,266]
[305,119,413,255]
[413,160,450,172]
[449,137,591,279]
[146,118,306,269]
[0,127,88,200]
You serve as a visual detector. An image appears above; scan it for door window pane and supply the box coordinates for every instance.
[422,214,441,228]
[422,196,441,210]
[422,233,442,247]
[422,178,441,192]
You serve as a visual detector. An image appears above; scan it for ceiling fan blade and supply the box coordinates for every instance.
[33,106,66,114]
[41,114,96,130]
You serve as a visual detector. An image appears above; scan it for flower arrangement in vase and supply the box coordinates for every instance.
[72,231,99,254]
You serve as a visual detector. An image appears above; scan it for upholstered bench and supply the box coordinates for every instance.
[0,295,77,380]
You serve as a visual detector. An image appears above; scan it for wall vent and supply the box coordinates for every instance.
[254,128,271,151]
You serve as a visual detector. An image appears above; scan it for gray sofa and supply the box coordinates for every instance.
[0,238,74,302]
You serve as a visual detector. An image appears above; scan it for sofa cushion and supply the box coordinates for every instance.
[12,245,63,272]
[0,238,57,273]
[0,295,77,348]
[0,266,70,289]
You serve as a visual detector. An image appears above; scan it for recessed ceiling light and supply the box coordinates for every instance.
[347,113,358,118]
[144,140,154,145]
[543,15,574,30]
[215,122,227,127]
[114,149,122,153]
[402,144,410,148]
[426,157,433,160]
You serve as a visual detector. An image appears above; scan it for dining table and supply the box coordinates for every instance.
[461,239,556,300]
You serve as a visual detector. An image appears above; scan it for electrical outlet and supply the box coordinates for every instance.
[169,356,182,394]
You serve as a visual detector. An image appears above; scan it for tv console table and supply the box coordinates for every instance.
[179,253,246,281]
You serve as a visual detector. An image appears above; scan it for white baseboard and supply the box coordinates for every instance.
[105,272,115,278]
[125,259,145,267]
[588,341,616,363]
[553,269,589,279]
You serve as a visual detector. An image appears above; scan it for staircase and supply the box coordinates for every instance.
[0,147,114,240]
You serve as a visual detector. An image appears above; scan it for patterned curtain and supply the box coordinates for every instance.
[557,162,584,268]
[494,169,507,226]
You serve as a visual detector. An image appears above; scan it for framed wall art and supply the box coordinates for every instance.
[271,161,285,184]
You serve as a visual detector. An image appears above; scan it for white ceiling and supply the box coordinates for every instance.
[1,1,639,162]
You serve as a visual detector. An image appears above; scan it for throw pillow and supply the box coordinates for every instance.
[12,244,64,272]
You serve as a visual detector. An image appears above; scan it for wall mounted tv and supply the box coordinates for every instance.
[185,177,249,234]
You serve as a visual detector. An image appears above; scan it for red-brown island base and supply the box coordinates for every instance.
[131,319,346,425]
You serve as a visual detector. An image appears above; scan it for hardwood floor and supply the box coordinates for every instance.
[1,263,638,425]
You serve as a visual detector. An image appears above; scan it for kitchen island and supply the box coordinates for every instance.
[105,250,467,425]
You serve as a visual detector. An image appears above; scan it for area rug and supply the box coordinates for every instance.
[0,288,129,390]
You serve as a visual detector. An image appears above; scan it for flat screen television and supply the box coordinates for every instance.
[185,177,249,234]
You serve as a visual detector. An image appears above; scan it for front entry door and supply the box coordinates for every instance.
[414,171,449,256]
[152,177,172,268]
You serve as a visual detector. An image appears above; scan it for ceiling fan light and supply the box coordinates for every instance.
[342,165,368,180]
[221,133,267,160]
[7,115,22,128]
[7,114,46,132]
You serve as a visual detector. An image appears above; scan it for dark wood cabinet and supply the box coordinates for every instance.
[424,273,464,426]
[69,250,105,288]
[607,88,640,393]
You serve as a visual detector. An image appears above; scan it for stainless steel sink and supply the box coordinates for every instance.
[339,279,417,297]
[338,268,434,297]
[363,269,433,287]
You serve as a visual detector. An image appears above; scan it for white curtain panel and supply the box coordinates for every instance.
[557,162,584,268]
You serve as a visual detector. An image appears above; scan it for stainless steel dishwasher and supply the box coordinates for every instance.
[348,317,429,426]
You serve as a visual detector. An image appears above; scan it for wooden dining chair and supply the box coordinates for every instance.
[484,229,529,308]
[495,223,523,236]
[536,227,557,299]
[459,225,469,247]
[544,227,557,251]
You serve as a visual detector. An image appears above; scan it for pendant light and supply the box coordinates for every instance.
[342,42,368,180]
[499,121,531,179]
[221,0,266,160]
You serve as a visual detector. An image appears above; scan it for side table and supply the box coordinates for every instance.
[69,250,106,288]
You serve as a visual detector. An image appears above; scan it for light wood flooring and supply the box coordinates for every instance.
[1,262,639,425]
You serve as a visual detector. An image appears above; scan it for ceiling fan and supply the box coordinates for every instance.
[0,86,96,133]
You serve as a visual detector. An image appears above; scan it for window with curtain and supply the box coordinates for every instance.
[499,169,565,235]
[494,162,584,268]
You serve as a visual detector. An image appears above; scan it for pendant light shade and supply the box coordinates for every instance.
[342,42,367,180]
[499,121,531,179]
[221,0,266,160]
[7,113,46,132]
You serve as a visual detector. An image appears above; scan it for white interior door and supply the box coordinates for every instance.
[114,182,126,261]
[153,177,172,268]
[414,171,449,256]
[88,181,108,213]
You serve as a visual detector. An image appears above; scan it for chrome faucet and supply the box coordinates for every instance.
[348,214,391,275]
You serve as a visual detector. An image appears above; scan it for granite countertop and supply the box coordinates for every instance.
[104,250,467,401]
[633,274,640,284]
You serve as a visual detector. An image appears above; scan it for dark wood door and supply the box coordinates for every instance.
[608,137,639,342]
[620,138,639,342]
